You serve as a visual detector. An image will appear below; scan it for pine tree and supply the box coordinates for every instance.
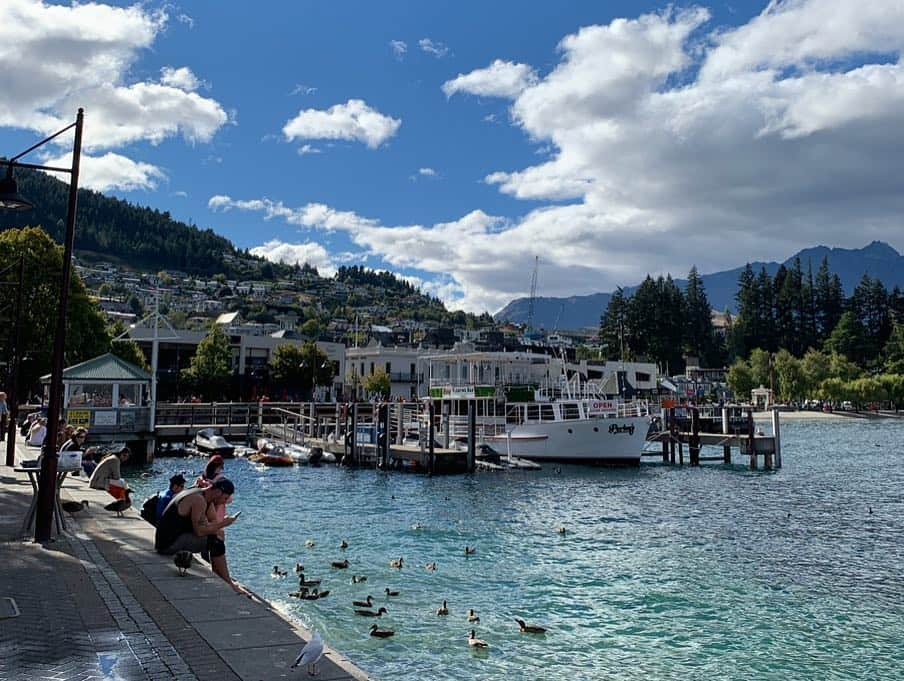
[683,266,715,365]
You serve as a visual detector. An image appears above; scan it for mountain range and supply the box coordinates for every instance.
[494,241,904,330]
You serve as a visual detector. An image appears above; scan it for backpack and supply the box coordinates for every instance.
[140,493,160,526]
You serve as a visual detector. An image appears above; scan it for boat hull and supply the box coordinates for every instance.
[486,415,650,464]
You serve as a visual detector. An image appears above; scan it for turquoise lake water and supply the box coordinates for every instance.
[126,418,904,680]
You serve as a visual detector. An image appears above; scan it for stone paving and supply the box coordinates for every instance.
[1,442,370,681]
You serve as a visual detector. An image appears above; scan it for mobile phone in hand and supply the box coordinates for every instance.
[231,510,242,519]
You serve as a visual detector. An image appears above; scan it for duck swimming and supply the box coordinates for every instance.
[515,618,547,634]
[298,574,321,587]
[384,588,399,597]
[436,600,448,616]
[352,595,373,608]
[425,562,437,572]
[467,609,480,622]
[369,624,394,638]
[464,546,476,555]
[468,630,488,648]
[352,575,368,583]
[305,539,316,548]
[331,559,349,569]
[272,565,287,578]
[389,557,403,568]
[556,526,566,534]
[294,563,304,573]
[340,539,349,549]
[355,607,388,617]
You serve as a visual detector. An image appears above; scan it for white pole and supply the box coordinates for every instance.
[771,409,782,468]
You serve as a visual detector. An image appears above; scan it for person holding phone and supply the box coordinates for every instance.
[154,479,248,595]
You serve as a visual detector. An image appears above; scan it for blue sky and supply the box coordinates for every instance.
[2,1,904,313]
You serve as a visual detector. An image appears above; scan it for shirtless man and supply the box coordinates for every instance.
[154,478,247,594]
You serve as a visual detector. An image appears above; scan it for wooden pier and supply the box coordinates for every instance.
[646,406,782,470]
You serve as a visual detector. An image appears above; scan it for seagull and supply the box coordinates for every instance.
[355,607,387,617]
[436,600,448,616]
[352,595,374,607]
[468,630,488,648]
[62,499,89,514]
[291,631,324,675]
[384,588,399,597]
[467,608,480,622]
[515,618,547,634]
[104,490,132,517]
[305,539,316,548]
[173,551,193,576]
[339,539,349,549]
[331,559,349,569]
[389,557,403,568]
[464,546,476,555]
[352,575,368,583]
[369,624,394,638]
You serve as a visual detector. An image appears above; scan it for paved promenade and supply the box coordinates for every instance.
[0,442,370,681]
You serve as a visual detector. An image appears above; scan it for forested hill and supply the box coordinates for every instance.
[0,166,290,280]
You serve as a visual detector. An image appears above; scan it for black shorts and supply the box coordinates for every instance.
[163,533,226,558]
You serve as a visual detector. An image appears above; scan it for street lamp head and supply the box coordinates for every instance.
[0,166,33,211]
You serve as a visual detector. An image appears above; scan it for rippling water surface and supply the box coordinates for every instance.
[126,418,904,680]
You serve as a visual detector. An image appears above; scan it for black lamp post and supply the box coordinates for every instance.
[0,109,84,542]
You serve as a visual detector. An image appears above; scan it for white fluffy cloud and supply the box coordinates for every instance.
[160,66,201,92]
[282,99,401,149]
[42,151,165,192]
[389,40,407,59]
[442,60,538,98]
[250,239,337,277]
[222,1,904,313]
[0,0,227,188]
[418,167,437,176]
[418,38,449,58]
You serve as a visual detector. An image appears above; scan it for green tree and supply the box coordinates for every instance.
[269,342,333,398]
[828,352,861,382]
[726,359,754,400]
[883,322,904,374]
[800,348,830,396]
[773,349,803,402]
[814,256,843,343]
[748,348,774,390]
[181,324,232,399]
[108,321,149,370]
[300,319,321,339]
[0,227,110,393]
[849,376,886,407]
[878,373,904,410]
[683,266,716,365]
[363,367,391,399]
[825,312,868,365]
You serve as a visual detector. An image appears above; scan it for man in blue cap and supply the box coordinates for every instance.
[154,478,246,594]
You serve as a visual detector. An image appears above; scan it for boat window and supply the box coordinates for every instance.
[561,403,580,420]
[526,405,541,421]
[540,405,555,421]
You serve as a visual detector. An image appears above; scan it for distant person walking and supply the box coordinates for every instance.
[0,392,8,442]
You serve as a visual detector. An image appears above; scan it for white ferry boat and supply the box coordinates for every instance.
[424,351,651,465]
[484,395,650,464]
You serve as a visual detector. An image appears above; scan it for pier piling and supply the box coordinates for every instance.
[690,407,700,465]
[771,409,782,469]
[428,401,436,476]
[467,400,476,474]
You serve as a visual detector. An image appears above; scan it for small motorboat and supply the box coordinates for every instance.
[249,439,294,467]
[194,429,235,458]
